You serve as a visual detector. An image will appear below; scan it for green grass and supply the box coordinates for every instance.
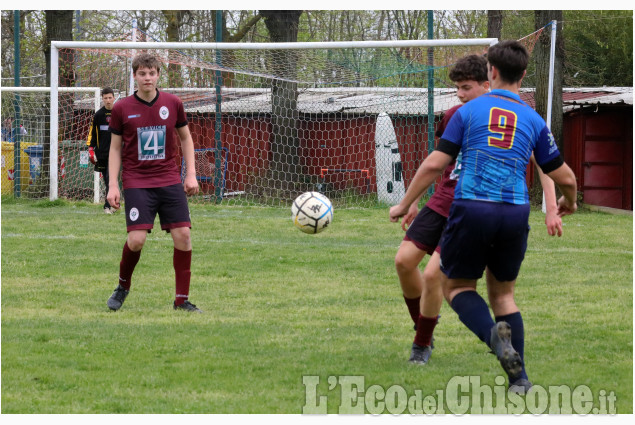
[1,199,632,413]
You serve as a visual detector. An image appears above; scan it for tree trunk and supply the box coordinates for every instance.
[43,10,74,197]
[162,10,187,87]
[534,11,563,148]
[260,10,303,198]
[533,11,564,202]
[487,10,503,39]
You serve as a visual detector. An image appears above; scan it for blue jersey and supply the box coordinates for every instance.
[441,89,561,204]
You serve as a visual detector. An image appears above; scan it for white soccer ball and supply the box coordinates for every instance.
[291,191,334,234]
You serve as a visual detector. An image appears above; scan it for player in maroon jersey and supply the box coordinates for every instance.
[105,53,201,312]
[395,55,562,365]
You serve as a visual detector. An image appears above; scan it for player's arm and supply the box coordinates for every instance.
[390,149,453,223]
[87,114,97,164]
[400,193,424,231]
[546,162,577,217]
[106,133,122,210]
[531,154,562,237]
[534,126,578,217]
[177,125,199,196]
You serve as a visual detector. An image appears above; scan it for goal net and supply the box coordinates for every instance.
[5,33,548,208]
[1,87,101,200]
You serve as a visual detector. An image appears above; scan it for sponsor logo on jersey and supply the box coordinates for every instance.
[547,131,558,155]
[159,106,169,120]
[449,152,463,181]
[137,126,167,161]
[128,114,141,119]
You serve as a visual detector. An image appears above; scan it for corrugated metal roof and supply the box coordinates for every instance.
[179,86,632,116]
[72,86,633,115]
[560,87,633,112]
[180,87,463,116]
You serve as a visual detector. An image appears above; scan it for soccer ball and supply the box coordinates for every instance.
[291,192,333,234]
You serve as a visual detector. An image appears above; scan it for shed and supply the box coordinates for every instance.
[560,88,633,210]
[72,86,633,207]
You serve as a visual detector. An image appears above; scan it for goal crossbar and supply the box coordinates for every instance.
[48,38,499,202]
[51,39,498,51]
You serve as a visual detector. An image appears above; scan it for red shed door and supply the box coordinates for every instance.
[581,110,632,210]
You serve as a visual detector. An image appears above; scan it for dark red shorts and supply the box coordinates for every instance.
[123,184,191,233]
[404,206,448,255]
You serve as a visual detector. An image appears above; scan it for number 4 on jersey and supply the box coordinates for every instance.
[137,126,166,160]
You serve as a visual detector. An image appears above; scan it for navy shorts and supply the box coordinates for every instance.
[404,206,447,255]
[439,199,531,281]
[123,184,191,233]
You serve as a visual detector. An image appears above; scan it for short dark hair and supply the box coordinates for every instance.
[132,53,161,74]
[101,87,114,96]
[449,55,488,83]
[486,40,529,84]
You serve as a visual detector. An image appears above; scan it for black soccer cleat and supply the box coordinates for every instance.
[174,300,202,313]
[489,321,523,381]
[509,378,533,395]
[408,342,433,365]
[107,284,129,311]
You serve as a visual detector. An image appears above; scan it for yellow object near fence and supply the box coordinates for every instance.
[1,141,37,195]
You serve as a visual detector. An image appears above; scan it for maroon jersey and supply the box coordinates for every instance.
[109,90,188,189]
[424,104,461,218]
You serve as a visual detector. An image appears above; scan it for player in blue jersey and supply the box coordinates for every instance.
[396,55,562,367]
[390,40,577,393]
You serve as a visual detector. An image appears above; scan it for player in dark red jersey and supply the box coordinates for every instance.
[87,87,116,214]
[106,53,201,313]
[395,55,562,366]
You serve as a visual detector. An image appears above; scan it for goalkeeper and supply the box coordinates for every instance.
[86,87,116,214]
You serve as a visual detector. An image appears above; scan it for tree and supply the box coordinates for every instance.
[562,10,633,87]
[534,11,564,147]
[260,10,303,196]
[40,11,74,196]
[532,11,564,203]
[487,10,503,39]
[162,10,190,86]
[44,10,74,87]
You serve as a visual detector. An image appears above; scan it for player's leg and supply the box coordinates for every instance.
[108,188,156,311]
[486,205,532,392]
[443,277,497,345]
[409,250,445,364]
[420,250,444,318]
[395,240,426,326]
[396,206,444,329]
[439,200,495,345]
[158,184,201,313]
[486,269,529,392]
[102,166,112,212]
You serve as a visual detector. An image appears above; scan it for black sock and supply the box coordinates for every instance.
[450,290,496,345]
[496,312,528,381]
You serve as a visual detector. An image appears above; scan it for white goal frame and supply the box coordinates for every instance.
[49,38,498,202]
[1,86,102,202]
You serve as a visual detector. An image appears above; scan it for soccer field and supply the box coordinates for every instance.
[1,198,632,413]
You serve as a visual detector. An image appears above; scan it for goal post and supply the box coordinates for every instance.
[1,86,101,201]
[7,33,556,208]
[49,38,503,207]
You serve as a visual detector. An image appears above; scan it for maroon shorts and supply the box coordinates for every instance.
[404,206,448,255]
[123,184,191,233]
